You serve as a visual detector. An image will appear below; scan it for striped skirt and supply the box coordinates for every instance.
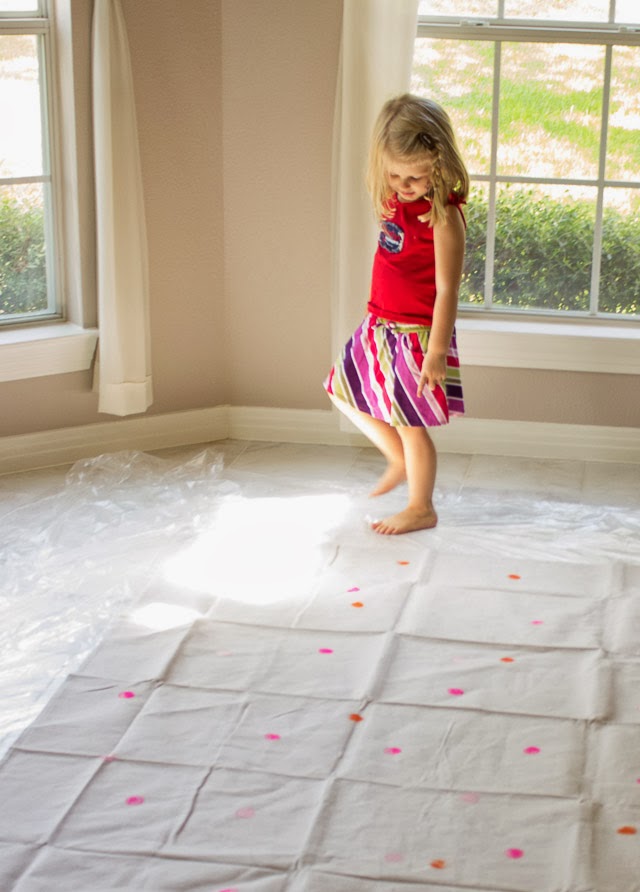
[324,313,464,427]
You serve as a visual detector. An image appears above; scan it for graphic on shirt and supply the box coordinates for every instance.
[379,221,404,254]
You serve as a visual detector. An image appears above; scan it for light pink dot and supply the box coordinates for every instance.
[318,648,334,654]
[118,691,135,699]
[524,746,541,754]
[531,620,544,625]
[347,586,360,592]
[448,688,465,696]
[461,792,480,804]
[506,848,524,859]
[384,852,404,862]
[102,755,116,763]
[235,807,255,819]
[218,888,239,892]
[384,747,402,755]
[125,796,144,806]
[264,733,280,740]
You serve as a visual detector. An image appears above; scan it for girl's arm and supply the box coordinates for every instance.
[418,203,466,397]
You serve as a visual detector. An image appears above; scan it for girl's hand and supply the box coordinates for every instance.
[418,351,447,397]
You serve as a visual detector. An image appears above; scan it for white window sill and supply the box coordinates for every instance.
[0,323,98,383]
[456,316,640,374]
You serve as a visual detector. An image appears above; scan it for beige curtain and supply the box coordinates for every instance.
[331,0,419,354]
[92,0,152,416]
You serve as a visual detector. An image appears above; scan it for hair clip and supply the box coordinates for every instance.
[419,133,435,150]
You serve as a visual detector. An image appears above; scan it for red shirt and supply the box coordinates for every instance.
[367,194,465,326]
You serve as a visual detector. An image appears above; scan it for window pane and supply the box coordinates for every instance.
[498,42,604,179]
[0,1,39,11]
[418,1,497,15]
[493,184,595,312]
[460,182,489,306]
[0,183,47,318]
[413,39,494,175]
[504,0,609,20]
[0,34,43,177]
[599,189,640,315]
[616,0,640,24]
[607,46,640,182]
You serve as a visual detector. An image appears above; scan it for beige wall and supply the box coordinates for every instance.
[0,0,638,439]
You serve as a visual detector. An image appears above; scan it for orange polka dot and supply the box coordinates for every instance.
[508,574,521,580]
[430,859,446,869]
[618,826,637,835]
[397,561,410,565]
[351,601,364,608]
[349,714,363,722]
[501,657,515,663]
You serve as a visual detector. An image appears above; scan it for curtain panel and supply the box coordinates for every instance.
[92,0,153,416]
[331,0,419,355]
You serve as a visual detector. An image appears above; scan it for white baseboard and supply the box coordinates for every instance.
[1,405,639,475]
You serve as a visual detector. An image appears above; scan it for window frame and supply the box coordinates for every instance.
[415,7,640,371]
[0,0,98,382]
[416,9,640,315]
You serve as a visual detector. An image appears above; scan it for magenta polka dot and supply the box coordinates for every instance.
[531,620,544,625]
[318,648,334,654]
[524,746,541,754]
[448,687,465,696]
[506,848,524,859]
[264,733,280,740]
[235,806,255,819]
[118,691,135,699]
[125,796,144,806]
[347,586,360,592]
[384,747,402,755]
[384,852,404,862]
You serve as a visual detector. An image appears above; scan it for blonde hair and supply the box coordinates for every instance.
[366,93,469,226]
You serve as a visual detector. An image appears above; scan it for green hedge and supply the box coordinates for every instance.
[1,188,639,318]
[0,196,47,317]
[462,187,640,315]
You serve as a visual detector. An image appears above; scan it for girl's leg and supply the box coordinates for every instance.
[372,426,438,535]
[328,394,406,496]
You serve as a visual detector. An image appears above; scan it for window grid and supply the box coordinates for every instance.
[416,10,640,318]
[0,1,59,324]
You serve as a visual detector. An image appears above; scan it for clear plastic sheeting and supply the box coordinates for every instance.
[0,449,230,756]
[0,444,639,892]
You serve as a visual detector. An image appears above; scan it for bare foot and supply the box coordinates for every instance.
[369,461,406,497]
[372,506,438,535]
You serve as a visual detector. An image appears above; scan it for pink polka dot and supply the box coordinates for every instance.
[218,888,239,892]
[531,620,544,625]
[384,852,404,862]
[235,807,255,819]
[102,755,116,762]
[448,688,465,696]
[506,848,524,859]
[524,746,541,754]
[384,747,402,755]
[318,648,333,654]
[118,691,135,699]
[264,733,280,740]
[347,586,360,592]
[125,796,144,806]
[461,792,480,804]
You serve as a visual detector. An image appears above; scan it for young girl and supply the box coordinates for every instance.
[324,93,469,535]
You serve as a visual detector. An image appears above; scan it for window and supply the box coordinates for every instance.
[414,1,640,321]
[0,0,60,326]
